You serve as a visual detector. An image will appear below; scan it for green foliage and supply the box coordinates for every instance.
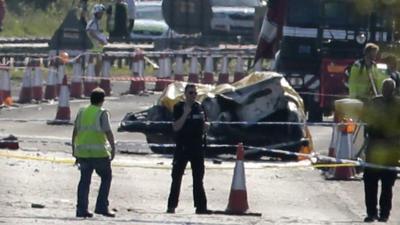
[1,0,110,37]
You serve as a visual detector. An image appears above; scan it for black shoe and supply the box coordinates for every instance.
[378,216,388,222]
[76,211,93,218]
[195,208,212,214]
[166,208,175,213]
[364,215,378,222]
[94,209,116,217]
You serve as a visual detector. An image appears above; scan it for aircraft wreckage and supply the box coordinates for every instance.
[119,71,313,159]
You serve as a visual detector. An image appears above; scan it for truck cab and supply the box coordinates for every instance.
[275,0,395,121]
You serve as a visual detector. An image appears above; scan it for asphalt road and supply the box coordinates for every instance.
[0,82,399,225]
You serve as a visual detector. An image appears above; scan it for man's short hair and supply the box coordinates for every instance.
[90,87,105,105]
[382,78,396,88]
[184,84,196,92]
[364,43,380,55]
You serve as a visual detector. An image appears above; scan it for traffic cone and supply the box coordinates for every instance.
[154,54,171,91]
[0,68,12,105]
[18,64,33,103]
[233,55,245,82]
[44,60,58,100]
[218,56,230,84]
[174,55,185,81]
[324,118,356,180]
[297,126,313,161]
[32,63,43,101]
[254,59,262,72]
[202,54,214,84]
[84,56,97,97]
[48,74,72,125]
[188,55,199,84]
[57,63,65,95]
[70,57,83,98]
[129,52,146,94]
[100,56,112,96]
[226,143,249,214]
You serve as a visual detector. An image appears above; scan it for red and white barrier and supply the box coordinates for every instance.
[70,57,83,98]
[218,56,230,84]
[233,55,245,82]
[18,65,32,103]
[32,64,43,101]
[100,56,112,96]
[202,55,214,84]
[44,61,58,100]
[188,55,200,84]
[174,55,185,81]
[0,68,11,105]
[129,53,146,94]
[84,56,98,97]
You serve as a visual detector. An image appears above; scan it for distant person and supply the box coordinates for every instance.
[384,55,400,95]
[87,4,108,47]
[362,78,400,222]
[0,0,6,32]
[106,0,134,40]
[86,4,107,76]
[166,84,210,214]
[72,88,116,218]
[349,43,386,102]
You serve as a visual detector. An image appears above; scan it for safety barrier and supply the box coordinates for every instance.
[0,50,262,104]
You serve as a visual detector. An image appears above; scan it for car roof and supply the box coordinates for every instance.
[136,1,161,6]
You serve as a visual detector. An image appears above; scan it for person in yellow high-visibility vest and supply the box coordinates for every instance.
[72,87,116,218]
[349,43,387,102]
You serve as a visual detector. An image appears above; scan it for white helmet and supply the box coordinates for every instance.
[92,4,105,15]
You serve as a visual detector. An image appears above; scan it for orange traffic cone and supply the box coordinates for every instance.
[202,54,214,84]
[254,59,262,72]
[0,67,12,105]
[32,63,43,101]
[129,52,146,94]
[154,54,172,91]
[226,143,249,214]
[18,64,33,103]
[45,60,58,100]
[174,55,185,81]
[100,56,112,96]
[218,56,229,84]
[233,55,245,82]
[47,75,72,125]
[326,118,356,180]
[188,55,199,84]
[84,56,97,97]
[70,57,83,98]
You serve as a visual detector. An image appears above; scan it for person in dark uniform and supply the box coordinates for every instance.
[166,84,210,214]
[384,55,400,95]
[362,78,400,222]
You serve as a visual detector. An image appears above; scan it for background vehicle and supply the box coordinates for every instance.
[130,1,176,41]
[208,0,262,41]
[259,0,398,121]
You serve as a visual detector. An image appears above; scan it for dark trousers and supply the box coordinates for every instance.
[167,146,207,210]
[363,168,397,218]
[76,158,112,213]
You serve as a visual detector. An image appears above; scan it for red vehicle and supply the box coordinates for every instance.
[256,0,399,121]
